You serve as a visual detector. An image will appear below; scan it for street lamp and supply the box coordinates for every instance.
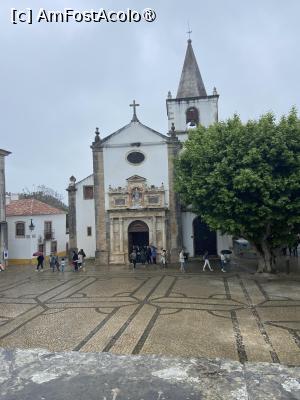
[29,219,35,231]
[28,219,35,266]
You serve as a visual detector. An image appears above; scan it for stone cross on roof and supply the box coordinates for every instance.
[130,100,140,122]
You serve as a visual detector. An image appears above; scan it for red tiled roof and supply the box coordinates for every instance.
[6,199,66,216]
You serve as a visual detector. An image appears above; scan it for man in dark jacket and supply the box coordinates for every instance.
[36,254,44,271]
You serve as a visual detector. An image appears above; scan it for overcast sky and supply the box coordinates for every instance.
[1,0,300,202]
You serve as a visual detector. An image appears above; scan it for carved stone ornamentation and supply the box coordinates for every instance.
[107,176,167,264]
[108,176,165,210]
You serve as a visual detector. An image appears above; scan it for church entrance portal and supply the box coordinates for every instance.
[193,217,217,256]
[128,220,149,253]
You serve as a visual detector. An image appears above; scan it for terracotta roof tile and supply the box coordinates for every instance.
[6,199,66,216]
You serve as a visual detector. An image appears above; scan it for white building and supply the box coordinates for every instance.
[6,198,68,265]
[73,175,95,258]
[68,39,232,264]
[0,149,10,264]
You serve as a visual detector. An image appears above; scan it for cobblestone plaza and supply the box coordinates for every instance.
[0,261,299,366]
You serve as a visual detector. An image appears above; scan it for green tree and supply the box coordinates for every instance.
[19,185,67,212]
[175,109,300,272]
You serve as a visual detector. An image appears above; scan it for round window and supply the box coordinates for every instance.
[127,151,145,165]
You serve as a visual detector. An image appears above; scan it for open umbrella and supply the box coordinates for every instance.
[235,238,248,245]
[221,249,232,255]
[33,251,43,256]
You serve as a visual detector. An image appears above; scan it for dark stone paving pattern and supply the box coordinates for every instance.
[0,262,300,366]
[0,348,300,399]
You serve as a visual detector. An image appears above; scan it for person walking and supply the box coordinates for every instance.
[220,253,226,272]
[202,251,213,272]
[60,258,65,272]
[179,249,186,273]
[36,254,44,272]
[140,247,147,265]
[49,254,56,272]
[160,248,167,268]
[151,245,157,264]
[130,249,137,269]
[146,246,152,264]
[72,251,79,272]
[78,249,86,266]
[55,255,60,271]
[77,252,83,269]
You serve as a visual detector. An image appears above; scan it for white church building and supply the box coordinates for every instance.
[67,39,232,264]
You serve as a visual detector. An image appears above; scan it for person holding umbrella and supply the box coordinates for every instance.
[36,253,44,271]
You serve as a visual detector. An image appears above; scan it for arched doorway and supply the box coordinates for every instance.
[193,217,217,256]
[128,220,149,253]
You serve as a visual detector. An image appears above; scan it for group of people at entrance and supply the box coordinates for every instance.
[130,246,227,272]
[130,245,167,269]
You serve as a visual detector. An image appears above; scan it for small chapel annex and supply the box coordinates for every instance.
[67,39,232,264]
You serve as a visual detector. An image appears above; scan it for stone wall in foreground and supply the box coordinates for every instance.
[0,348,299,399]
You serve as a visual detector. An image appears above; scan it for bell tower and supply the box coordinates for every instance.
[166,39,219,140]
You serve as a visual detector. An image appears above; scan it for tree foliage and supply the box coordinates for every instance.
[175,109,300,271]
[19,185,68,212]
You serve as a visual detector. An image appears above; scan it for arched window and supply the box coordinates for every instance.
[15,222,25,237]
[186,107,199,126]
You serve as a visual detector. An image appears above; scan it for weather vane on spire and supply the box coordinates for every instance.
[187,21,192,40]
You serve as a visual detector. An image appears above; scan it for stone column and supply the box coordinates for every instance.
[162,216,166,249]
[66,176,77,257]
[119,218,124,253]
[152,216,157,246]
[0,149,11,266]
[91,128,109,265]
[110,218,114,254]
[167,125,182,263]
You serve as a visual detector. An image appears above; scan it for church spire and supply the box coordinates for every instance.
[176,39,207,98]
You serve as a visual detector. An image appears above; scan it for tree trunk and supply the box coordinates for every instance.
[253,241,272,273]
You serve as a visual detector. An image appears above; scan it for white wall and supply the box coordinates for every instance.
[7,213,68,262]
[103,122,169,209]
[217,234,233,253]
[167,97,218,133]
[75,175,96,258]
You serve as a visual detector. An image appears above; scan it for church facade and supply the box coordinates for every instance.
[67,39,232,264]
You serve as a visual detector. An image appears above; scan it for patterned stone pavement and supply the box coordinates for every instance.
[0,262,300,366]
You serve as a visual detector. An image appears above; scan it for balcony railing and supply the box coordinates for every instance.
[44,231,55,241]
